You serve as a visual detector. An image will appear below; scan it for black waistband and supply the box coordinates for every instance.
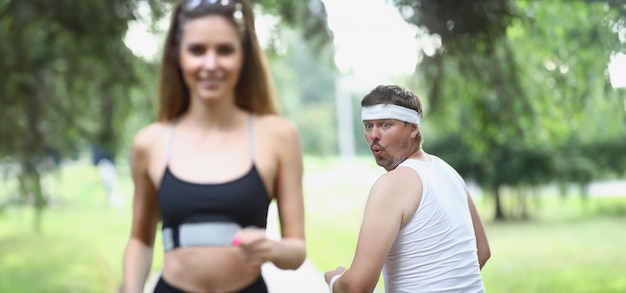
[154,275,267,293]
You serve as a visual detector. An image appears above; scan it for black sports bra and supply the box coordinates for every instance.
[158,115,271,249]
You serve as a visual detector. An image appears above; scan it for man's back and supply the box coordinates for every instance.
[324,85,489,293]
[383,156,485,293]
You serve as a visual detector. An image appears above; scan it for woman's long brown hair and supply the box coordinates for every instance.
[156,0,277,122]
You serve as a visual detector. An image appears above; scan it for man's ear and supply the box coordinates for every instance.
[410,123,420,139]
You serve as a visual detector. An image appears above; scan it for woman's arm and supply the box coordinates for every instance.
[270,118,306,269]
[122,127,161,293]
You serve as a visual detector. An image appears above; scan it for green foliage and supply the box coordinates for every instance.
[391,0,517,47]
[0,0,163,230]
[0,0,335,230]
[255,0,334,56]
[393,0,626,220]
[269,29,338,155]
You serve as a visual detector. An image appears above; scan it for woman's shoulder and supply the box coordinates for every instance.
[131,121,172,151]
[255,114,299,137]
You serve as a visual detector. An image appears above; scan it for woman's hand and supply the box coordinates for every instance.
[232,227,277,266]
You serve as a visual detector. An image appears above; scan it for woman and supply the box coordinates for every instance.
[122,0,306,292]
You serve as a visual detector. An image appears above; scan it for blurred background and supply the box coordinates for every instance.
[0,0,625,292]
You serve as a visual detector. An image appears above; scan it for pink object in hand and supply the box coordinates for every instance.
[231,237,241,246]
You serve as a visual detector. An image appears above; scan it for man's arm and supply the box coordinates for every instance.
[466,189,491,269]
[325,168,423,293]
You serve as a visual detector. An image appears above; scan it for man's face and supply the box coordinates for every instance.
[363,119,416,171]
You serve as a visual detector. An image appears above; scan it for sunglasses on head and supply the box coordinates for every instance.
[180,0,245,33]
[183,0,238,12]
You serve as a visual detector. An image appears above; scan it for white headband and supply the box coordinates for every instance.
[361,104,420,125]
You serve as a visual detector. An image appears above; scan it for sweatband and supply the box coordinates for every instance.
[329,273,343,293]
[361,104,420,125]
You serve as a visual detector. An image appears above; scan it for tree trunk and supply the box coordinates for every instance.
[519,189,529,220]
[20,72,47,233]
[97,83,117,162]
[579,183,589,201]
[494,184,505,221]
[20,156,46,234]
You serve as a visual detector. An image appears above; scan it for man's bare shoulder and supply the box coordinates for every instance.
[371,166,422,196]
[370,165,423,223]
[377,166,420,185]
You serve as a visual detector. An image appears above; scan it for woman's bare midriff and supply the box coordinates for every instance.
[162,246,262,293]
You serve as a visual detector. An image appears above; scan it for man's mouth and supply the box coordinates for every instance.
[371,145,383,156]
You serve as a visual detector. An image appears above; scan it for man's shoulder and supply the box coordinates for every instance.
[373,166,422,193]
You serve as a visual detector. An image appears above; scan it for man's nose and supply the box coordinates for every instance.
[366,127,381,141]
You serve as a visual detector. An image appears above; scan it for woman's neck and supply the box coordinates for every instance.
[184,99,245,130]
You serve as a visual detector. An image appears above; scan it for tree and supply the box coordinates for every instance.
[390,0,626,220]
[0,0,334,231]
[255,0,333,56]
[0,0,169,231]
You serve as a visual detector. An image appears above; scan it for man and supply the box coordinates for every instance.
[324,85,491,293]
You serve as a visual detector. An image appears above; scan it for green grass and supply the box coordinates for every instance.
[303,157,626,293]
[0,207,127,293]
[0,161,164,293]
[481,218,626,292]
[1,157,625,292]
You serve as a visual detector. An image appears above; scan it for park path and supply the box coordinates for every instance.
[260,203,330,293]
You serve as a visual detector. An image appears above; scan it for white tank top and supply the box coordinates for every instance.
[383,156,485,293]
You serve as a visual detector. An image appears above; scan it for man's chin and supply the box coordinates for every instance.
[374,158,385,167]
